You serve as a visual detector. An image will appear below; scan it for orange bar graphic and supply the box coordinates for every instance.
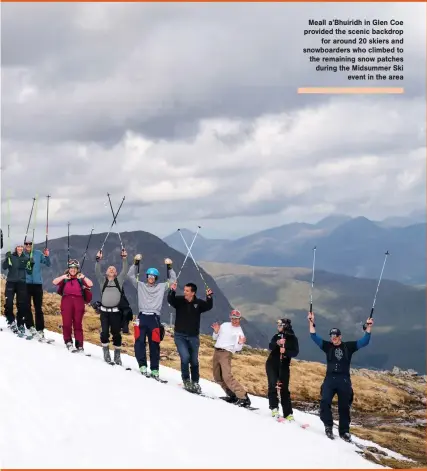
[298,87,405,94]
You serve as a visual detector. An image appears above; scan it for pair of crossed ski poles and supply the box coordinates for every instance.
[168,226,211,326]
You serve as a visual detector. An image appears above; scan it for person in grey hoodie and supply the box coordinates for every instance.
[95,249,128,365]
[127,254,176,379]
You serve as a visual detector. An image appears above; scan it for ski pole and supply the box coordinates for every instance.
[363,250,390,331]
[24,197,36,245]
[6,192,12,265]
[177,228,210,290]
[176,226,201,280]
[67,222,71,264]
[45,194,51,249]
[99,196,125,255]
[309,246,316,327]
[28,194,39,265]
[276,334,285,402]
[107,193,125,251]
[80,226,94,270]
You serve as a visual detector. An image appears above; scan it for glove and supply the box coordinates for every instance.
[6,251,11,258]
[134,254,142,265]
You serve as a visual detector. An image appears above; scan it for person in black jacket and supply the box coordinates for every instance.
[265,318,299,421]
[2,244,35,336]
[168,281,213,393]
[308,311,373,442]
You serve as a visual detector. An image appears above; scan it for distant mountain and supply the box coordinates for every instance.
[199,261,426,374]
[164,216,426,285]
[0,231,268,348]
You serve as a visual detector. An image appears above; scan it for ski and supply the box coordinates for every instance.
[39,338,55,344]
[140,372,168,383]
[277,416,310,429]
[179,384,216,399]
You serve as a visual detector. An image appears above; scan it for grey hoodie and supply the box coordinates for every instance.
[127,264,176,316]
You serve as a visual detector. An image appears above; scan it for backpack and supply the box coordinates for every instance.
[57,277,93,304]
[100,278,133,317]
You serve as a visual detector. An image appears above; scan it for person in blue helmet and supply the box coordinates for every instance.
[127,253,176,379]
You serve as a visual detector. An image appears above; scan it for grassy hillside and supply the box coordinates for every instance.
[1,278,425,469]
[198,262,426,373]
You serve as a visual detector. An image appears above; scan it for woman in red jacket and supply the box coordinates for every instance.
[53,259,93,352]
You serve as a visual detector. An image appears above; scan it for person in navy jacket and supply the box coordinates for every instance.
[24,241,51,339]
[308,311,373,442]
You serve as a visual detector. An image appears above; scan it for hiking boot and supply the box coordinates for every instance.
[102,344,112,363]
[340,432,352,442]
[191,381,202,394]
[271,408,280,418]
[114,347,122,366]
[325,427,334,440]
[236,394,251,408]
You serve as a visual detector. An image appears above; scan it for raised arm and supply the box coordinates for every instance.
[127,264,139,289]
[308,312,327,350]
[53,274,68,286]
[2,253,11,270]
[40,249,51,267]
[199,290,213,313]
[117,253,129,285]
[95,259,105,287]
[167,283,178,307]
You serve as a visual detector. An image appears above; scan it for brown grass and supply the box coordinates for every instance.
[1,278,426,468]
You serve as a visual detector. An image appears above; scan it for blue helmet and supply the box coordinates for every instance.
[146,267,159,278]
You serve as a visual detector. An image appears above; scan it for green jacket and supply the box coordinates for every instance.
[2,251,29,282]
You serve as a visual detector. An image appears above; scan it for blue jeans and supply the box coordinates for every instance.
[174,332,200,382]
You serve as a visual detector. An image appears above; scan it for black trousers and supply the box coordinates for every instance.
[100,310,123,347]
[27,284,45,331]
[320,375,354,435]
[266,360,293,417]
[5,281,33,328]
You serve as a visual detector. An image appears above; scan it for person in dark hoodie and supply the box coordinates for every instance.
[24,241,51,340]
[167,281,213,393]
[2,243,35,336]
[265,318,299,422]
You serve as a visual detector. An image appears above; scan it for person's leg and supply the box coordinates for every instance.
[17,282,34,329]
[218,350,248,401]
[212,349,230,395]
[266,361,280,413]
[188,335,201,384]
[147,315,161,374]
[319,377,336,434]
[174,333,191,383]
[279,367,293,418]
[73,297,85,349]
[337,377,354,437]
[4,281,17,326]
[100,311,112,362]
[61,297,73,346]
[32,284,45,332]
[110,312,123,365]
[134,314,148,371]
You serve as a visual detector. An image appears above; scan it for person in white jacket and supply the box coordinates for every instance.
[211,309,251,407]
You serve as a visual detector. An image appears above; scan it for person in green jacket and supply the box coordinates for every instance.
[2,244,36,336]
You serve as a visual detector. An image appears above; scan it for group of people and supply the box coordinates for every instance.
[2,243,374,442]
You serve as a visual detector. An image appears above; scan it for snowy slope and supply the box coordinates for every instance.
[0,318,407,469]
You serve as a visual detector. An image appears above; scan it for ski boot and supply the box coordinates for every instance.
[285,414,295,422]
[66,341,75,351]
[139,365,149,376]
[102,344,112,363]
[7,320,18,334]
[114,347,122,366]
[38,330,45,341]
[150,370,160,380]
[325,427,334,440]
[236,394,251,408]
[191,381,202,394]
[17,325,26,337]
[76,347,85,354]
[28,326,38,339]
[183,379,193,392]
[271,408,280,419]
[340,432,352,442]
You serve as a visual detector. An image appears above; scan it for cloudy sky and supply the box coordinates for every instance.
[1,2,425,245]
